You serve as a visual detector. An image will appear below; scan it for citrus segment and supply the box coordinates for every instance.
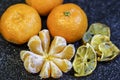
[52,58,72,72]
[49,36,66,55]
[53,44,75,60]
[28,36,43,55]
[50,61,63,78]
[39,61,50,78]
[20,51,44,73]
[20,50,30,61]
[83,23,110,43]
[73,43,97,77]
[39,30,50,53]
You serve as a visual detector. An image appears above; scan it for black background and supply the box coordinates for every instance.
[0,0,120,80]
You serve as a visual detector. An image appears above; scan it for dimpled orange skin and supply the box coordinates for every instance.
[26,0,64,16]
[0,18,1,33]
[0,4,41,44]
[47,3,88,43]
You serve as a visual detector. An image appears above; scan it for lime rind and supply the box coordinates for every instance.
[98,42,120,61]
[90,34,110,56]
[83,23,110,43]
[90,34,120,61]
[73,43,97,77]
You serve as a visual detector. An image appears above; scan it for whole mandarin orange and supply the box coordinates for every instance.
[0,4,41,44]
[26,0,64,16]
[47,3,88,43]
[0,20,1,33]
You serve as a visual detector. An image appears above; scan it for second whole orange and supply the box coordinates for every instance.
[26,0,64,16]
[47,3,88,43]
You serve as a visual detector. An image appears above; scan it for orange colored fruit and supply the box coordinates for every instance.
[0,20,1,33]
[0,4,41,44]
[26,0,64,16]
[47,3,88,43]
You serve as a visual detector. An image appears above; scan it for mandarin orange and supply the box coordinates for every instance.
[0,4,41,44]
[26,0,64,16]
[47,3,88,43]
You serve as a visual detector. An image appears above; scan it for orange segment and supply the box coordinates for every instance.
[21,51,44,73]
[50,61,62,78]
[53,44,75,60]
[39,29,50,53]
[39,61,50,78]
[20,50,30,61]
[52,58,72,73]
[49,36,66,55]
[28,36,44,55]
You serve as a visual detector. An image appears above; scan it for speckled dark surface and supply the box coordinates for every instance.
[0,0,120,80]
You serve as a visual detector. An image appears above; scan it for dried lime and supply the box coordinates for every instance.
[83,23,110,43]
[98,42,120,61]
[91,34,110,55]
[73,43,97,77]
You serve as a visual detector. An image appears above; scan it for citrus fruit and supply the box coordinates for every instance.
[47,3,88,43]
[0,4,41,44]
[0,19,1,33]
[91,34,110,55]
[73,43,97,77]
[98,42,120,61]
[90,34,120,61]
[26,0,64,16]
[83,23,110,43]
[20,29,75,78]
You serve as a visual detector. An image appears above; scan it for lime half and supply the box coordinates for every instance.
[73,43,97,77]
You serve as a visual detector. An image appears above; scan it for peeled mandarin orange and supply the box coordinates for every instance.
[0,4,41,44]
[26,0,64,16]
[47,3,88,43]
[20,29,75,78]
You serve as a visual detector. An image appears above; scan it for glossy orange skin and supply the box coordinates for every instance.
[0,4,41,44]
[47,3,88,43]
[26,0,64,16]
